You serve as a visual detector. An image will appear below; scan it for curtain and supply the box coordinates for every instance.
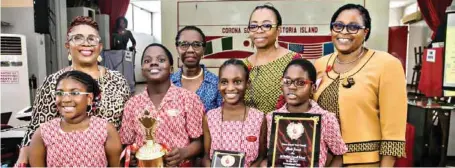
[98,0,130,46]
[417,0,453,40]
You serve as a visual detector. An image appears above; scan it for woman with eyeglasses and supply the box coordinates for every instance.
[171,26,222,113]
[243,4,302,114]
[15,16,130,167]
[313,4,407,166]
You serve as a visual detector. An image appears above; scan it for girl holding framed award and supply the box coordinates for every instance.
[262,59,347,167]
[29,71,122,167]
[202,59,267,167]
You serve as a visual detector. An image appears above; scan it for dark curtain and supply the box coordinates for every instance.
[417,0,453,40]
[98,0,130,46]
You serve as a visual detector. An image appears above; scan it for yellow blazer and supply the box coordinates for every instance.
[313,49,407,164]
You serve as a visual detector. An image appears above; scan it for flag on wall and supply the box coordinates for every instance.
[279,41,334,59]
[204,37,233,55]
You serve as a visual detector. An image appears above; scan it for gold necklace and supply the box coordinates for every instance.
[181,69,203,80]
[335,48,364,64]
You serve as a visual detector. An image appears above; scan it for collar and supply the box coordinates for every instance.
[140,84,178,107]
[278,99,320,113]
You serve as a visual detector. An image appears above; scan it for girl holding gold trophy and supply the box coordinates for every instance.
[120,43,205,167]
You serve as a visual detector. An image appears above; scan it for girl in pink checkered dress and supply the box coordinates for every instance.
[29,71,122,167]
[261,59,347,167]
[202,59,267,167]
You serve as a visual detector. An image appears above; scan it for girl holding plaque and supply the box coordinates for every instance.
[29,71,122,167]
[120,44,205,167]
[262,59,347,167]
[202,59,267,167]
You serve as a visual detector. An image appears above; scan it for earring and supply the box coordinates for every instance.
[86,104,93,113]
[97,55,103,62]
[68,54,72,61]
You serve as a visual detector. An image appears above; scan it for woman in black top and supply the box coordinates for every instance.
[112,17,136,50]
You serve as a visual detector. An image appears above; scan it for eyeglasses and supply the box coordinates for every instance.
[68,34,101,46]
[281,78,313,88]
[54,91,91,98]
[248,24,278,32]
[177,41,205,51]
[331,22,366,34]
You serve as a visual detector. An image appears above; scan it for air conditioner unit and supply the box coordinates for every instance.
[67,7,96,25]
[402,11,423,24]
[0,34,31,127]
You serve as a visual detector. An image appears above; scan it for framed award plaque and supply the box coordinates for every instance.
[267,113,322,167]
[211,150,245,167]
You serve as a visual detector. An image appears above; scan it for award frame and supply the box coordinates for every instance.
[267,112,322,168]
[211,150,245,168]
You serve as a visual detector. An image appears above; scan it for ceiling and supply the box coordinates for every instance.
[390,0,416,8]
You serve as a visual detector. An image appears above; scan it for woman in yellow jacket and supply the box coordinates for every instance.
[313,4,407,167]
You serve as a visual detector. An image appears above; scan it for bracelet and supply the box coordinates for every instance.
[14,163,27,167]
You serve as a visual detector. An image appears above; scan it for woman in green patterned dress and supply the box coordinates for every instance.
[244,4,301,113]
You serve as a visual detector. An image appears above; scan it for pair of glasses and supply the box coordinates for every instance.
[281,78,313,88]
[248,24,278,32]
[54,91,91,98]
[331,22,366,34]
[69,34,101,46]
[177,41,204,51]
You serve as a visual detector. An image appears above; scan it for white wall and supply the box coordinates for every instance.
[162,0,391,71]
[153,12,162,43]
[389,7,404,26]
[402,1,433,84]
[128,32,155,82]
[404,2,419,16]
[406,21,432,84]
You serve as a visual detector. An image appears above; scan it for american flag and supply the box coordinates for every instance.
[279,41,334,59]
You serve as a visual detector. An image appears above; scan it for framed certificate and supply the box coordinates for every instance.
[267,113,322,167]
[211,150,245,167]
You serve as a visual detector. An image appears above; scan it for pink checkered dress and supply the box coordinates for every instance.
[266,100,348,167]
[40,117,108,167]
[207,107,264,167]
[120,85,205,148]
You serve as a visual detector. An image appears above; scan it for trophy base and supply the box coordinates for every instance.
[137,157,164,167]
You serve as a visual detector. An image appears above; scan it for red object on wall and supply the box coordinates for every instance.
[388,26,408,72]
[394,123,415,167]
[418,47,444,97]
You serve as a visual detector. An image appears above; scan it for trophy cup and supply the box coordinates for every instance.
[136,110,166,167]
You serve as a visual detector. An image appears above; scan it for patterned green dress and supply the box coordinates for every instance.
[243,51,298,113]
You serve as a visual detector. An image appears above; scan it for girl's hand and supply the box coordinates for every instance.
[164,147,188,167]
[260,159,268,168]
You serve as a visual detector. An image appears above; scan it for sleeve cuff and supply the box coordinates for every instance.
[379,140,406,157]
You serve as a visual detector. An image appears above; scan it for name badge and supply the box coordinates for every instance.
[167,109,180,117]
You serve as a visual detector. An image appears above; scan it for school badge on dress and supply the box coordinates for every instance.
[166,109,180,117]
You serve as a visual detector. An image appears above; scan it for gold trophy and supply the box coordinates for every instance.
[136,110,166,167]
